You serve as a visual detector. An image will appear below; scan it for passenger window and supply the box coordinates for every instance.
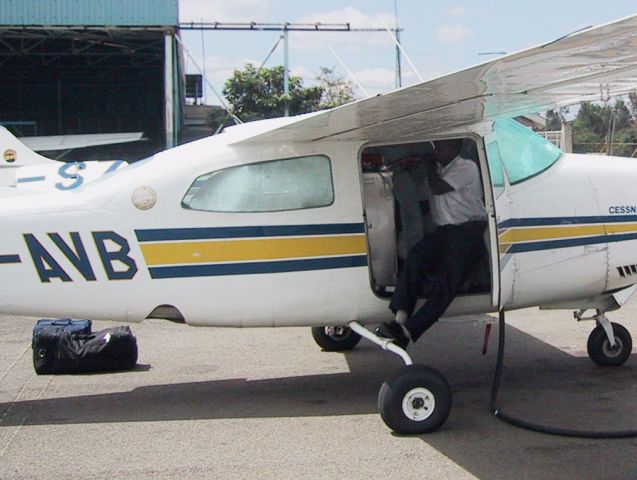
[485,140,505,198]
[182,155,334,212]
[493,118,562,185]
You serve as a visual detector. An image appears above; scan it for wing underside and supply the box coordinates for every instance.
[234,14,637,146]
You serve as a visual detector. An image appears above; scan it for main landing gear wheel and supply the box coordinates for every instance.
[378,365,452,435]
[587,322,632,367]
[311,326,362,351]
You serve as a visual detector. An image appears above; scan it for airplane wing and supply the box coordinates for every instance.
[20,132,145,152]
[235,14,637,146]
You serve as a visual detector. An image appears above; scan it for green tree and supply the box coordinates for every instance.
[545,108,566,130]
[316,67,356,110]
[614,128,637,157]
[222,64,322,121]
[205,105,233,132]
[628,90,637,121]
[573,98,637,155]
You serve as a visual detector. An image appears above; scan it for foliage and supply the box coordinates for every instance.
[545,108,568,130]
[222,64,322,121]
[572,97,636,156]
[205,105,233,132]
[629,91,637,121]
[316,66,356,110]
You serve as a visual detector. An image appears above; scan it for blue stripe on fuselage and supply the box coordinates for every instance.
[147,254,368,279]
[135,223,366,242]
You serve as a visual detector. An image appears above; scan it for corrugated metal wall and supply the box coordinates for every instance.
[0,0,178,26]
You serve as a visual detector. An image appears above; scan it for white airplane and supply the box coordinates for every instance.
[2,14,637,435]
[0,127,137,190]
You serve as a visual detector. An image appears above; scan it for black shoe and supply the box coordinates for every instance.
[375,321,410,349]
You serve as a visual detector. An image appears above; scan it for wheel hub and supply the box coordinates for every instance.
[402,387,435,421]
[325,326,349,340]
[603,338,623,358]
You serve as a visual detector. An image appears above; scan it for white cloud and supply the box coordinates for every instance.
[354,68,396,96]
[291,7,395,53]
[446,6,467,17]
[436,24,471,44]
[179,0,271,22]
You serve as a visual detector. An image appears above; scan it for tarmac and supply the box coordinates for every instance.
[3,300,637,479]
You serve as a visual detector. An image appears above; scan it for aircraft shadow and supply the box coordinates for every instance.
[410,319,637,480]
[0,320,635,426]
[3,319,637,479]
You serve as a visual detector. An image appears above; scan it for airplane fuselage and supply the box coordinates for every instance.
[0,121,636,327]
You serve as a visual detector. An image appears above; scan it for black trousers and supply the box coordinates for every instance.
[389,221,487,342]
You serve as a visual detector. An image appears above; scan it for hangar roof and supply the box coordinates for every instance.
[0,0,178,26]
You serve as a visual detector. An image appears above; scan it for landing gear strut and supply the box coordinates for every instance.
[348,321,452,434]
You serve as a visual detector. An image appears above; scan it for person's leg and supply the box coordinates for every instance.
[389,230,445,316]
[404,224,484,341]
[378,230,447,347]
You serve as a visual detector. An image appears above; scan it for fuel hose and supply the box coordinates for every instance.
[489,309,637,438]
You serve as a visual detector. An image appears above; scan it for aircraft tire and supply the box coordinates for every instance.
[311,326,362,351]
[378,365,452,435]
[587,323,632,367]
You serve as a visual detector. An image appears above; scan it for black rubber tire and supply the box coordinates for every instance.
[311,326,362,351]
[587,323,632,367]
[378,365,452,435]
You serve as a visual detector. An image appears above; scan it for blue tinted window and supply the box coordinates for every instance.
[486,140,505,197]
[493,118,562,184]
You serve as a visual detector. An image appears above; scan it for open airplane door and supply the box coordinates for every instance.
[484,132,512,308]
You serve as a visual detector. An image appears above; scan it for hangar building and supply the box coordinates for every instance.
[0,0,182,161]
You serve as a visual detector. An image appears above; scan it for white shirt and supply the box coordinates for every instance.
[429,155,486,226]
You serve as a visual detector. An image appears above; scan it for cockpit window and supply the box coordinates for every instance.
[493,118,563,185]
[182,155,334,212]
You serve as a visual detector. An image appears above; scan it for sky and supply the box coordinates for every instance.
[177,1,637,106]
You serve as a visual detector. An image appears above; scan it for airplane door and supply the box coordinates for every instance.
[484,134,513,308]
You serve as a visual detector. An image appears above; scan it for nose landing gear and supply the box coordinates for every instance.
[348,321,452,434]
[575,309,633,367]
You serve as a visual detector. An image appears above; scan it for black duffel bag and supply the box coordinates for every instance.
[33,326,138,375]
[32,319,92,349]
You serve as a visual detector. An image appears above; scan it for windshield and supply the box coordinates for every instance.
[493,118,563,185]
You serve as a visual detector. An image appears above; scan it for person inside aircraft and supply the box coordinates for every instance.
[391,154,434,262]
[375,138,487,348]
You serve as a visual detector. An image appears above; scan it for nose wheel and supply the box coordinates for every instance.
[346,321,452,434]
[378,365,452,434]
[574,310,633,367]
[587,322,632,367]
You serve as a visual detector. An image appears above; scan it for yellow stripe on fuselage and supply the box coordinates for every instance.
[498,225,606,244]
[497,222,637,256]
[140,234,368,266]
[605,223,637,235]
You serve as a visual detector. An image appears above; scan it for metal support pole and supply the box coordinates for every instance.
[164,34,175,148]
[561,122,573,153]
[394,0,402,89]
[283,27,290,116]
[200,21,207,105]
